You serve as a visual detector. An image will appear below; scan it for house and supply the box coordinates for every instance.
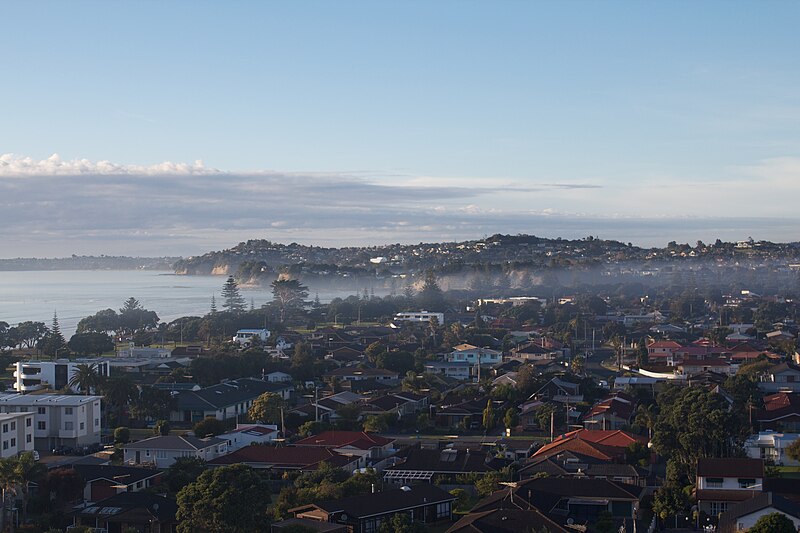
[392,311,445,324]
[445,344,502,366]
[518,454,648,487]
[271,518,348,533]
[678,359,734,377]
[759,362,800,393]
[232,328,270,346]
[218,424,280,451]
[695,458,764,516]
[12,359,111,393]
[0,412,34,458]
[0,393,102,452]
[323,367,399,384]
[582,393,637,431]
[264,371,293,383]
[448,508,570,533]
[69,464,163,503]
[531,377,583,404]
[383,444,500,485]
[123,435,228,468]
[208,445,361,473]
[326,346,366,363]
[424,361,472,381]
[171,377,294,424]
[434,398,490,429]
[756,392,800,431]
[744,431,800,466]
[291,484,456,532]
[531,429,647,463]
[72,492,177,533]
[718,492,800,533]
[647,340,683,363]
[294,431,395,460]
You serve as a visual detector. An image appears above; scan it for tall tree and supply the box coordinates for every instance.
[482,399,495,431]
[416,270,446,311]
[248,392,284,424]
[221,276,246,313]
[118,297,159,335]
[270,278,309,323]
[176,464,272,533]
[68,363,101,395]
[10,321,47,349]
[68,332,114,356]
[41,311,68,356]
[76,308,120,334]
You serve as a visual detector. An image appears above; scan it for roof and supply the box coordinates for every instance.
[648,340,683,349]
[719,492,800,528]
[0,393,102,406]
[447,508,569,533]
[207,445,355,470]
[697,458,764,478]
[294,431,393,449]
[386,447,497,474]
[70,464,162,486]
[532,429,645,460]
[324,367,398,378]
[177,377,293,411]
[75,492,177,523]
[124,435,225,451]
[308,484,455,519]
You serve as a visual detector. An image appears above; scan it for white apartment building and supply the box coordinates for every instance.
[745,431,800,466]
[13,359,110,393]
[0,412,35,459]
[393,311,445,324]
[0,394,102,451]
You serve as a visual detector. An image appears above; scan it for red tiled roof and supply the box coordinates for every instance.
[532,429,645,461]
[648,341,683,349]
[294,430,393,449]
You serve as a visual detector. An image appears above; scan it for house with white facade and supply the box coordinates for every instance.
[445,344,502,366]
[392,311,444,324]
[123,435,228,468]
[232,328,270,346]
[745,431,800,466]
[0,412,35,459]
[696,458,764,516]
[0,394,102,452]
[218,424,279,451]
[13,359,110,393]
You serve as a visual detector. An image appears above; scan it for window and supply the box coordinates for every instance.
[65,407,73,415]
[710,502,729,515]
[25,418,31,427]
[10,438,15,447]
[2,424,7,433]
[95,418,99,427]
[64,422,74,431]
[436,502,450,518]
[706,477,724,488]
[37,407,45,415]
[10,422,15,431]
[26,435,31,443]
[738,478,757,489]
[37,421,46,430]
[2,441,7,450]
[79,422,85,430]
[156,451,167,459]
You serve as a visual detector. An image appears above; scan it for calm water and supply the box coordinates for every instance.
[0,270,384,337]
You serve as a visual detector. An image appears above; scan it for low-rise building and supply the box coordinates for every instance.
[0,393,102,451]
[123,435,228,468]
[696,458,764,516]
[0,412,35,458]
[12,359,110,393]
[745,431,800,466]
[232,328,270,346]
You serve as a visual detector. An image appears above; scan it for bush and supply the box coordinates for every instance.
[193,417,226,437]
[113,426,130,444]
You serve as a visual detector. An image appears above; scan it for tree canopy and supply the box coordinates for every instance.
[221,276,246,313]
[270,278,309,323]
[749,512,797,533]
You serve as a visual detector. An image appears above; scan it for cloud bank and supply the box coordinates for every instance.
[0,153,798,258]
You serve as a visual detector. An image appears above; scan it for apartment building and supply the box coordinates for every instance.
[0,412,35,459]
[0,394,102,451]
[13,359,110,393]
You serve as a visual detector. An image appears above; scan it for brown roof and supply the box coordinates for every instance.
[294,431,393,449]
[207,445,355,470]
[696,458,764,478]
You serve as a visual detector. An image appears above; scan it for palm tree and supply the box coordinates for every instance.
[68,363,100,395]
[14,452,45,524]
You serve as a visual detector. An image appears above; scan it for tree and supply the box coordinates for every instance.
[482,400,495,431]
[270,278,309,323]
[176,463,271,533]
[416,270,446,311]
[248,393,284,424]
[118,297,159,335]
[652,483,689,525]
[10,321,47,349]
[503,408,519,430]
[68,363,101,394]
[378,512,426,533]
[129,386,175,421]
[748,512,798,533]
[193,417,226,437]
[363,415,389,433]
[68,332,115,356]
[221,276,246,313]
[786,439,800,463]
[76,308,120,334]
[571,355,585,375]
[41,311,68,356]
[153,420,171,436]
[163,457,207,494]
[290,342,314,382]
[15,451,46,523]
[114,427,131,444]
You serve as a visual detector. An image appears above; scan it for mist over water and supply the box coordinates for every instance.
[0,270,389,337]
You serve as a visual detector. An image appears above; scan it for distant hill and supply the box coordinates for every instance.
[0,255,179,271]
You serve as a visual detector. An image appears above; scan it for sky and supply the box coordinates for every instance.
[1,1,799,258]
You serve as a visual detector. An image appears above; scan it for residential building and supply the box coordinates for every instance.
[582,393,637,431]
[291,484,456,533]
[323,367,399,384]
[294,431,395,461]
[123,435,228,468]
[392,311,445,324]
[72,492,177,533]
[424,361,472,380]
[756,392,800,431]
[696,458,764,516]
[445,344,502,366]
[208,445,361,473]
[218,424,280,451]
[0,393,102,451]
[744,431,800,466]
[384,444,501,485]
[531,377,583,404]
[0,412,34,458]
[171,377,294,424]
[12,359,110,393]
[232,328,270,346]
[718,492,800,533]
[448,508,570,533]
[759,363,800,393]
[69,464,163,503]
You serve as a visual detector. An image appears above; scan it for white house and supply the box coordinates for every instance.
[218,424,279,451]
[696,458,764,516]
[392,311,445,324]
[0,412,35,459]
[232,328,270,346]
[445,344,502,366]
[264,371,292,383]
[123,435,228,468]
[745,431,800,466]
[13,359,110,393]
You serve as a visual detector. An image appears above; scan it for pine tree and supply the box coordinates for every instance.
[42,311,68,357]
[210,294,217,314]
[221,276,246,313]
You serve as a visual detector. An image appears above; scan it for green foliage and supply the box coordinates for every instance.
[375,350,415,375]
[503,407,519,430]
[176,464,272,533]
[415,270,446,312]
[113,426,131,444]
[786,439,800,463]
[193,417,227,437]
[593,510,615,533]
[626,441,650,466]
[298,420,331,437]
[68,332,114,355]
[652,483,689,522]
[129,386,175,421]
[248,392,284,424]
[118,297,159,335]
[449,488,471,513]
[475,471,501,497]
[68,363,101,394]
[363,414,390,433]
[378,512,427,533]
[748,512,797,533]
[482,400,495,431]
[221,276,246,314]
[271,278,309,323]
[163,457,207,494]
[153,420,171,436]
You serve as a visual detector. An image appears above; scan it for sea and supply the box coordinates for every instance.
[0,270,384,337]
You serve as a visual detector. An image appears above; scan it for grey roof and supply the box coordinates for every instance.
[0,393,102,406]
[177,377,293,411]
[313,484,455,518]
[124,435,224,451]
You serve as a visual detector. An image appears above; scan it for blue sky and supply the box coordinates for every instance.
[1,1,799,257]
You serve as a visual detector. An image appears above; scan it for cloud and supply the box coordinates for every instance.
[1,153,799,257]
